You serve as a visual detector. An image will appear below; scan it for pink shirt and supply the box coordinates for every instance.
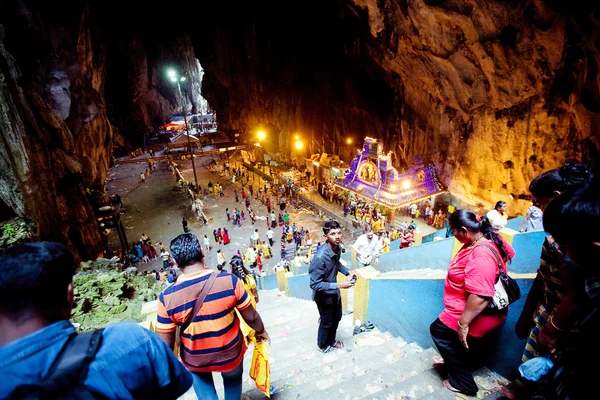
[439,239,516,337]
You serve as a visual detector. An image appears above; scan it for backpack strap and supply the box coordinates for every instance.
[180,272,218,333]
[12,329,104,400]
[33,329,103,397]
[45,329,104,385]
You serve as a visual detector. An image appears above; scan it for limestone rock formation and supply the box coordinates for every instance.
[196,0,599,212]
[0,3,109,260]
[0,0,599,259]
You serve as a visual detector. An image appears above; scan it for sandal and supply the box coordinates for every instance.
[362,321,375,330]
[331,340,345,349]
[443,380,462,393]
[443,379,475,395]
[318,345,333,353]
[432,363,448,378]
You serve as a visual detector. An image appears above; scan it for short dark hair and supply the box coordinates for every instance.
[449,209,509,261]
[529,163,592,198]
[323,219,341,235]
[0,242,75,316]
[170,233,204,269]
[494,201,507,210]
[543,183,600,268]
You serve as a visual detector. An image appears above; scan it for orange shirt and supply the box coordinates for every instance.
[157,270,251,372]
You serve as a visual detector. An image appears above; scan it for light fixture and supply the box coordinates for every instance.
[402,181,411,190]
[257,131,266,141]
[294,135,299,140]
[295,141,303,150]
[347,138,352,144]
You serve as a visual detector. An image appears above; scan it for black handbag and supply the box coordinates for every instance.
[481,243,521,310]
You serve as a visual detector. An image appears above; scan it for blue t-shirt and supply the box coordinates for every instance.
[0,320,192,399]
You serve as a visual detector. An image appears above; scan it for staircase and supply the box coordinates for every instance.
[181,289,509,400]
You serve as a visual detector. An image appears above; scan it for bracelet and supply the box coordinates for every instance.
[457,321,469,331]
[549,316,564,332]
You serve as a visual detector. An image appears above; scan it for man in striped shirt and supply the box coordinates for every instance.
[157,233,269,400]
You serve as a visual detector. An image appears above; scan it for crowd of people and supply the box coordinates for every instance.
[3,148,598,400]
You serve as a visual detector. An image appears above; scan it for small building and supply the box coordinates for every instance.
[168,132,200,151]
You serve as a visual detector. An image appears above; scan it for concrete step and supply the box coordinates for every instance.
[361,368,445,400]
[241,327,401,397]
[247,315,357,378]
[262,347,437,400]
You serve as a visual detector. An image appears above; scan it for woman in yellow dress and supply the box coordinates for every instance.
[230,255,259,341]
[262,241,272,259]
[383,232,391,253]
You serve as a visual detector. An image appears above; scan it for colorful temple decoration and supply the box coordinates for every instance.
[338,137,445,208]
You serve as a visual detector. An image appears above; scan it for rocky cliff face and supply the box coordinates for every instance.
[196,0,599,212]
[0,3,110,260]
[0,0,598,259]
[349,0,600,210]
[0,1,204,259]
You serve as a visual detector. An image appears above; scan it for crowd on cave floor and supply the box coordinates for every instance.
[105,154,329,279]
[106,150,451,283]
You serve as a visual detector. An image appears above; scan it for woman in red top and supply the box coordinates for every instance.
[430,209,516,395]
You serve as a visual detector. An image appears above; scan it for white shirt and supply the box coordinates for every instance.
[217,252,225,265]
[410,204,417,214]
[266,230,274,239]
[203,237,210,246]
[352,234,381,265]
[486,209,508,231]
[160,251,170,261]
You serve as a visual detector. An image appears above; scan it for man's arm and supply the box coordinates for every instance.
[156,293,177,351]
[239,305,269,342]
[157,331,176,350]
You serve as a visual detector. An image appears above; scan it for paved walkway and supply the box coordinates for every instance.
[106,156,330,274]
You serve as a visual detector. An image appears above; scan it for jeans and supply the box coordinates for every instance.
[315,294,342,349]
[192,361,243,400]
[429,318,482,395]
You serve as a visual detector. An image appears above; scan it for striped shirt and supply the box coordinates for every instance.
[157,269,251,373]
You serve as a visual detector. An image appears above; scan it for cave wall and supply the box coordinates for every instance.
[193,1,395,163]
[104,32,204,145]
[352,0,600,211]
[0,1,108,260]
[0,0,599,259]
[194,0,599,213]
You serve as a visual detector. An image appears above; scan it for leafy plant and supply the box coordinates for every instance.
[72,260,163,331]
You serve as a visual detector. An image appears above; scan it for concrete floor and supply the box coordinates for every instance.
[106,155,333,274]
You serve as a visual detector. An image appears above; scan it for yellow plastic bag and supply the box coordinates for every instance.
[249,337,271,398]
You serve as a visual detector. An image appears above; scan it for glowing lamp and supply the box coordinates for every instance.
[294,135,299,140]
[347,138,352,144]
[295,141,304,150]
[168,70,176,77]
[257,131,266,141]
[170,76,177,82]
[402,181,411,190]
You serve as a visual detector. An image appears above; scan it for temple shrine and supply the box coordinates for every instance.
[336,137,446,222]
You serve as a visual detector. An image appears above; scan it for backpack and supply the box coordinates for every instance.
[11,329,104,399]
